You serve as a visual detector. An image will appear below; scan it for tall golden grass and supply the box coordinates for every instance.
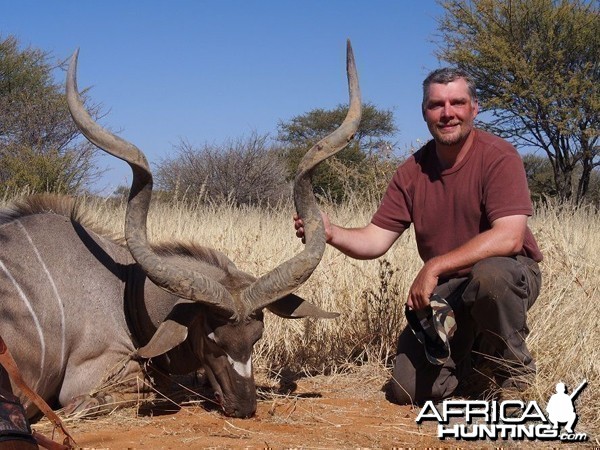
[2,192,598,436]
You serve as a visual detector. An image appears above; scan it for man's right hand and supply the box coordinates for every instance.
[294,214,400,260]
[293,211,332,244]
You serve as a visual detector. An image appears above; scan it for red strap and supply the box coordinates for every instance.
[0,336,76,449]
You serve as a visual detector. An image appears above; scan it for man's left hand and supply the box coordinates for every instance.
[407,260,440,310]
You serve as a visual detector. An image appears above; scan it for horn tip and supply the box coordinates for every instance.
[346,40,355,66]
[68,49,80,77]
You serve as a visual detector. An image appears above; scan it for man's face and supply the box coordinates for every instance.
[423,78,478,147]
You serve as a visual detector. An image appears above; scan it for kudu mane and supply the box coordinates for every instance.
[0,194,79,226]
[0,194,234,273]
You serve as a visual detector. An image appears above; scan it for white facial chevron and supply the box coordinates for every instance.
[207,332,253,379]
[227,354,252,378]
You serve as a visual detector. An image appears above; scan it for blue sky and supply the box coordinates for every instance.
[2,1,446,194]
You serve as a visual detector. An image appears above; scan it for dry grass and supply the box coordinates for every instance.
[526,201,600,435]
[2,193,599,438]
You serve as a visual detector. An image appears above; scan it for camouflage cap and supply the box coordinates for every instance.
[405,294,457,365]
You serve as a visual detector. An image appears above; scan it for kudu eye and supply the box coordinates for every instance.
[207,332,218,344]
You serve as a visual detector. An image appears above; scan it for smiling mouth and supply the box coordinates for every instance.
[438,123,459,131]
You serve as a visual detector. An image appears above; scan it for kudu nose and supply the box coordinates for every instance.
[222,396,257,418]
[227,407,255,419]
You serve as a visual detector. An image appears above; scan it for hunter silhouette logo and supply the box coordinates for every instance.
[416,379,589,442]
[546,379,587,435]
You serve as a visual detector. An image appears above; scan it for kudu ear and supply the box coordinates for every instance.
[266,293,339,319]
[137,320,188,358]
[136,300,200,358]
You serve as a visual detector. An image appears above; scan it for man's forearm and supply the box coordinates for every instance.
[407,215,528,310]
[328,223,401,260]
[426,215,527,278]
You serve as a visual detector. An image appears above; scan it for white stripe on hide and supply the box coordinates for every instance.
[17,221,66,370]
[0,259,46,387]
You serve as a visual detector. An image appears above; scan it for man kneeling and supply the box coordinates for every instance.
[294,67,542,404]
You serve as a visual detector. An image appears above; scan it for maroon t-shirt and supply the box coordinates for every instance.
[372,129,543,266]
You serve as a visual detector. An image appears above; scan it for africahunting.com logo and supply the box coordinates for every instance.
[416,379,588,442]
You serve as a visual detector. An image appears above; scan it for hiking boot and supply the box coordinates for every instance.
[0,391,37,450]
[494,363,535,392]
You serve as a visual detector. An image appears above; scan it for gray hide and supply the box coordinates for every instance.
[0,197,320,418]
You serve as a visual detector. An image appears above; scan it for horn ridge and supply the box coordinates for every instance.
[241,40,362,314]
[66,50,238,320]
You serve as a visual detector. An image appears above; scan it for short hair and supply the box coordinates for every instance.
[422,67,477,113]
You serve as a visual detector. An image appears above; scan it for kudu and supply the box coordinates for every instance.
[0,42,361,419]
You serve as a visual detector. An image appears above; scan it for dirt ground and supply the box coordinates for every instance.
[30,368,554,449]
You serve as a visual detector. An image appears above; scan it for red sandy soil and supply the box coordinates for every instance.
[30,368,548,449]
